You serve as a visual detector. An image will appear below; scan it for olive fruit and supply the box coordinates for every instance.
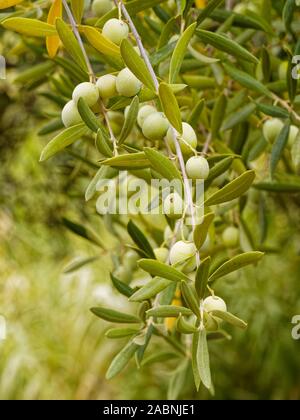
[166,122,197,155]
[186,156,210,180]
[96,74,117,99]
[154,247,169,263]
[142,112,169,140]
[137,105,157,128]
[288,125,299,147]
[72,82,99,107]
[169,240,197,273]
[203,296,227,313]
[163,193,184,219]
[222,226,239,248]
[92,0,112,17]
[116,68,142,97]
[102,18,129,45]
[263,118,284,143]
[61,100,82,128]
[123,250,139,270]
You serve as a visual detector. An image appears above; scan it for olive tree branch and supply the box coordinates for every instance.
[118,0,199,262]
[61,0,118,154]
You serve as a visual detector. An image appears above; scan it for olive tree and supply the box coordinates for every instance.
[1,0,300,398]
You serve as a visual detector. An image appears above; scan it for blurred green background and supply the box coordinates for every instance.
[1,2,300,400]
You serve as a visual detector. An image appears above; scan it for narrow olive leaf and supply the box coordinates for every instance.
[183,75,215,89]
[120,39,156,91]
[0,0,23,9]
[40,123,89,161]
[196,30,258,64]
[146,305,192,318]
[63,256,99,274]
[176,314,198,334]
[102,152,150,170]
[254,182,300,193]
[55,18,88,72]
[167,360,189,400]
[169,23,197,84]
[62,218,104,248]
[195,257,211,299]
[144,147,183,184]
[211,94,227,138]
[138,259,190,282]
[129,277,172,302]
[90,307,141,324]
[197,329,212,390]
[118,96,139,144]
[292,132,300,174]
[221,103,257,132]
[256,102,289,119]
[181,281,200,317]
[287,58,297,103]
[223,64,272,98]
[77,97,101,133]
[188,98,205,128]
[209,251,264,282]
[261,47,271,82]
[192,332,201,390]
[96,127,113,157]
[85,166,117,201]
[270,122,290,179]
[193,213,214,250]
[83,26,121,57]
[71,0,84,23]
[141,352,178,367]
[14,61,55,84]
[283,0,296,32]
[105,327,140,339]
[211,9,271,32]
[159,82,182,133]
[196,0,224,25]
[111,274,134,298]
[96,0,166,26]
[205,170,255,206]
[211,311,248,330]
[106,340,140,379]
[128,220,156,259]
[2,18,56,37]
[205,156,234,188]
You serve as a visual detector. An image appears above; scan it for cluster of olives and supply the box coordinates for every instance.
[61,67,142,128]
[263,118,299,147]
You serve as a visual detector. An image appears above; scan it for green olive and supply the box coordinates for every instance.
[137,105,157,128]
[186,156,210,180]
[72,82,99,107]
[203,296,227,313]
[102,18,129,45]
[61,100,82,128]
[222,226,239,248]
[263,118,284,143]
[96,74,117,99]
[154,247,169,263]
[91,0,113,17]
[116,68,142,97]
[166,122,197,155]
[142,112,169,140]
[163,193,184,219]
[169,240,197,273]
